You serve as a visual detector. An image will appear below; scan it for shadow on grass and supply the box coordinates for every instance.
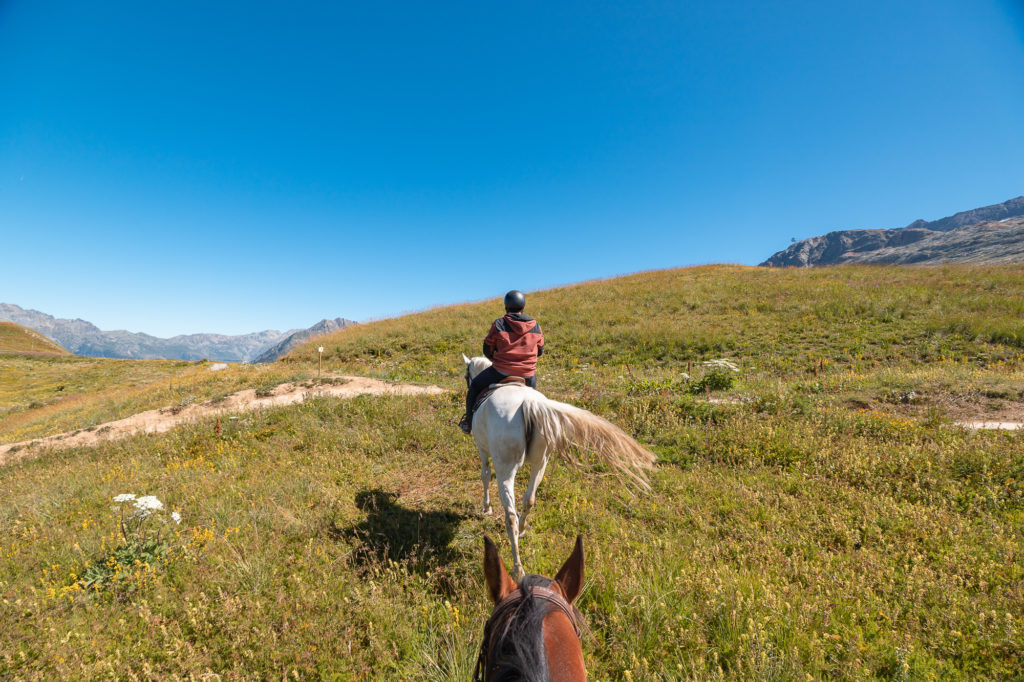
[330,489,470,581]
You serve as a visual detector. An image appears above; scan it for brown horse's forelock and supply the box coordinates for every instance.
[476,575,582,682]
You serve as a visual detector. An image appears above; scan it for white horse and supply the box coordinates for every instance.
[463,354,657,577]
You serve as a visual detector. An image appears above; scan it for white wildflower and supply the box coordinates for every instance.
[171,511,182,525]
[133,496,164,518]
[113,493,136,503]
[702,359,739,373]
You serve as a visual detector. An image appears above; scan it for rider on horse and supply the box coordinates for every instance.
[460,290,545,434]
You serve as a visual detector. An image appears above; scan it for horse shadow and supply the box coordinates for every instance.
[330,489,470,581]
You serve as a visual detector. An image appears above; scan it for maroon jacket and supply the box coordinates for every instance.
[483,313,545,377]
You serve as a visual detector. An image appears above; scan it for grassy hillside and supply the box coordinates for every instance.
[0,321,69,356]
[2,265,1022,680]
[286,264,1024,384]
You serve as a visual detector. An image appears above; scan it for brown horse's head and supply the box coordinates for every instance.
[476,535,586,682]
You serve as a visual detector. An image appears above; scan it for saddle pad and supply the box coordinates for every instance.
[472,376,528,415]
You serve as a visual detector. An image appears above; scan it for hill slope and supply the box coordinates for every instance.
[0,321,70,356]
[2,265,1022,680]
[762,195,1024,266]
[0,354,335,446]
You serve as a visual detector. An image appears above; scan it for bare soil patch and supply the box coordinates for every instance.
[930,393,1024,424]
[845,390,1024,431]
[0,375,445,466]
[957,420,1022,431]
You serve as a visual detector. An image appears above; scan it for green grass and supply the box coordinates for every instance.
[0,322,68,356]
[1,265,1023,679]
[285,265,1024,388]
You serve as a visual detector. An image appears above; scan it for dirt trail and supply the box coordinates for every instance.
[954,420,1023,431]
[0,376,445,467]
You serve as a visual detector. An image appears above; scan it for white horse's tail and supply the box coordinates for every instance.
[521,394,657,491]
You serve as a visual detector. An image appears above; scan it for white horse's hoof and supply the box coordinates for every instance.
[518,528,528,539]
[481,505,492,516]
[513,564,526,580]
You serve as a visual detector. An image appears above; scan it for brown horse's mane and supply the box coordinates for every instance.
[475,575,584,682]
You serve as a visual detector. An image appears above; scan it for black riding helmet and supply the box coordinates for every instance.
[504,290,526,313]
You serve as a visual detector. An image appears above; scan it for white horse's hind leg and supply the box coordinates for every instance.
[518,442,550,538]
[496,474,525,578]
[473,416,493,515]
[479,453,492,515]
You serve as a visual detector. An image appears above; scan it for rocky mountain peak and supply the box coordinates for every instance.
[762,195,1024,267]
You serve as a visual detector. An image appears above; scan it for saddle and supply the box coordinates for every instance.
[472,375,527,415]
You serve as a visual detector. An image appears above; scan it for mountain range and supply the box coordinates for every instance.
[251,318,353,364]
[761,196,1024,267]
[0,303,355,363]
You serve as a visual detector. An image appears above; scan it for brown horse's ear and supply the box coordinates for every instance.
[484,536,516,604]
[553,535,584,604]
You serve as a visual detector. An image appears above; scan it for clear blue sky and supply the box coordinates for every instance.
[2,1,1023,336]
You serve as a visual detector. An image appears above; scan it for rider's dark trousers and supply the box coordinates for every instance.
[465,367,538,424]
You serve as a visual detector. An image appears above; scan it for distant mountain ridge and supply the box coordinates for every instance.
[252,318,355,363]
[761,196,1024,267]
[0,304,354,362]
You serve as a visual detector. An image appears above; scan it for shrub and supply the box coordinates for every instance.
[690,359,739,393]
